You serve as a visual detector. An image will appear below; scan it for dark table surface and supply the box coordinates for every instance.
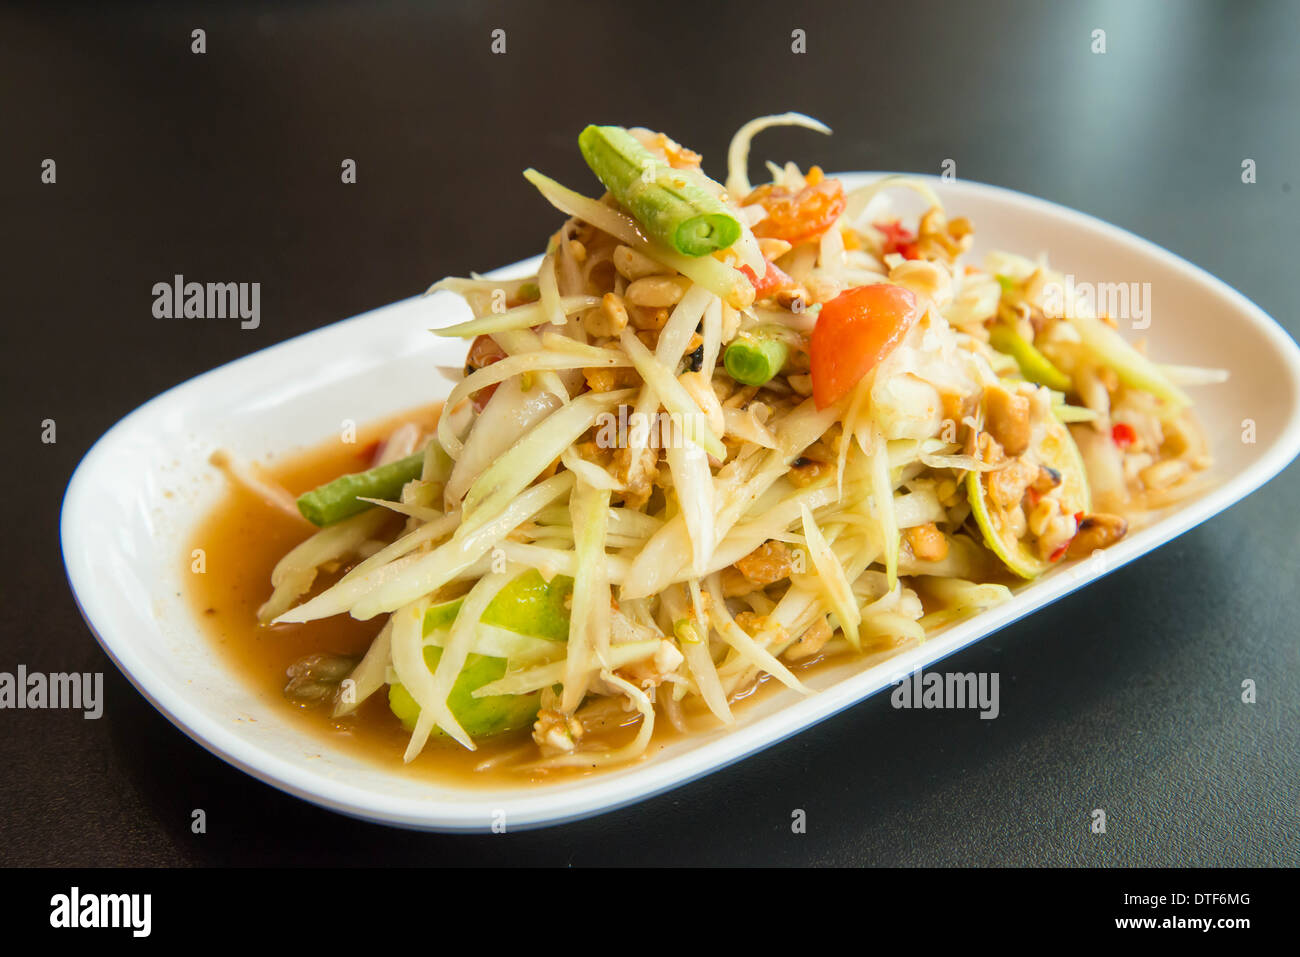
[2,0,1296,866]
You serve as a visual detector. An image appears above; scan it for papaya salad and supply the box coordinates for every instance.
[243,114,1221,771]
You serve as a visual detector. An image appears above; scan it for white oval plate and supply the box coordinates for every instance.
[62,175,1300,831]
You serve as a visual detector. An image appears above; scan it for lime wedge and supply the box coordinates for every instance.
[424,569,573,642]
[968,418,1089,579]
[389,647,540,739]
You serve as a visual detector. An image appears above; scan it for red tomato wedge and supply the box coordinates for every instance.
[810,284,920,409]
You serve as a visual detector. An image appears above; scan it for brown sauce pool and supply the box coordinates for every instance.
[187,405,857,787]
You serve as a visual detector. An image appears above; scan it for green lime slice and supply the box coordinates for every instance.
[424,569,573,642]
[389,647,540,739]
[968,418,1090,579]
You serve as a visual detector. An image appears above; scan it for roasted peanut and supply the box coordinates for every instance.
[984,382,1032,456]
[786,373,814,397]
[582,293,629,338]
[721,566,759,598]
[583,366,639,393]
[904,522,949,561]
[758,238,793,260]
[1139,458,1189,490]
[625,275,688,308]
[1066,513,1128,558]
[784,616,832,661]
[776,286,810,312]
[628,304,670,331]
[613,244,667,281]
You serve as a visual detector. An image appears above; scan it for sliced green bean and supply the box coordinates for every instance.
[723,333,789,386]
[578,124,741,257]
[296,449,426,526]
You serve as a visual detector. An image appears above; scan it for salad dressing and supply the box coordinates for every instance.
[187,405,802,785]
